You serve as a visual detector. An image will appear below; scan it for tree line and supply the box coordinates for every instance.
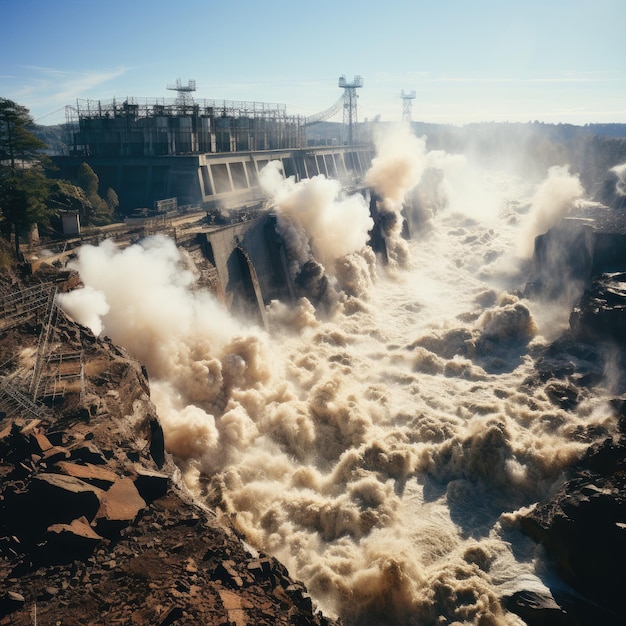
[0,97,119,259]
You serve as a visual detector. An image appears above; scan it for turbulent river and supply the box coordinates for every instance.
[59,125,618,625]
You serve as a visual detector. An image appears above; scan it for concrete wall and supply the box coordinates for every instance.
[52,146,374,214]
[196,214,291,327]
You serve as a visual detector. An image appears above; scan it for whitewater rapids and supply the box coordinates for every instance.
[59,131,618,625]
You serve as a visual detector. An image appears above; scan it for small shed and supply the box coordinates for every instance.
[61,211,81,236]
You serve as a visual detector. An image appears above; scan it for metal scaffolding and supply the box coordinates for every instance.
[0,284,52,332]
[0,283,85,417]
[66,97,306,157]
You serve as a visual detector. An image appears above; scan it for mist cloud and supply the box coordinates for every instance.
[365,124,428,268]
[259,161,374,274]
[57,235,271,464]
[610,162,626,196]
[518,165,584,257]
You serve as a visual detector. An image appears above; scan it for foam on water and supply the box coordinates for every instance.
[58,126,618,625]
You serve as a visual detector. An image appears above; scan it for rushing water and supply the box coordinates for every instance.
[59,126,617,625]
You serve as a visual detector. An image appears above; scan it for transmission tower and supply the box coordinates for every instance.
[167,78,197,107]
[338,75,363,145]
[401,90,416,123]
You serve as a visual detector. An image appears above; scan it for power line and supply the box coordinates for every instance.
[34,107,67,124]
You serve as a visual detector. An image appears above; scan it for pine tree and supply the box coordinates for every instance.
[0,98,50,256]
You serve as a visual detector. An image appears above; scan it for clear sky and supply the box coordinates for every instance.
[1,0,625,126]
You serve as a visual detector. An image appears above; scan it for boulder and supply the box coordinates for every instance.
[286,584,314,614]
[56,461,117,489]
[132,466,169,503]
[6,473,104,542]
[213,559,244,588]
[41,445,71,464]
[29,429,53,453]
[570,272,626,342]
[44,516,106,563]
[149,417,165,469]
[519,455,626,615]
[503,588,608,626]
[93,477,146,536]
[0,591,25,619]
[70,441,108,465]
[32,473,104,513]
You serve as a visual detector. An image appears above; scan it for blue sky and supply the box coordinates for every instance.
[1,0,625,126]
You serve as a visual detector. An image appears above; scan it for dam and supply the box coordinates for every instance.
[52,145,375,212]
[15,83,626,623]
[48,84,380,328]
[52,81,374,212]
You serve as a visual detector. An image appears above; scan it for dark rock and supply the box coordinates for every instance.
[214,560,244,588]
[246,556,277,586]
[0,591,25,618]
[4,473,103,543]
[286,584,314,613]
[533,337,602,385]
[43,516,106,563]
[175,513,200,527]
[247,559,269,580]
[575,438,626,475]
[0,423,32,464]
[528,221,593,301]
[33,473,103,515]
[70,441,107,465]
[158,606,184,626]
[29,429,53,453]
[149,418,165,469]
[133,466,169,503]
[39,586,60,600]
[78,407,91,422]
[504,589,571,625]
[506,586,624,626]
[41,445,71,464]
[570,272,626,342]
[609,396,626,433]
[519,467,626,615]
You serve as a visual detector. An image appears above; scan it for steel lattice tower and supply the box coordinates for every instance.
[401,89,416,123]
[338,75,363,145]
[167,78,197,108]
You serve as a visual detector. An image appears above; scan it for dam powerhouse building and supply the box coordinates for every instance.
[53,81,374,213]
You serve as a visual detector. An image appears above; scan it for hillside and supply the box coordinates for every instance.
[0,260,338,626]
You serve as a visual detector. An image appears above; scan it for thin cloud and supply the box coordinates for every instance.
[432,73,614,84]
[24,66,129,96]
[7,66,130,120]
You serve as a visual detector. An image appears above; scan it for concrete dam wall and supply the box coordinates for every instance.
[184,186,387,329]
[193,215,292,328]
[53,145,375,213]
[50,141,390,328]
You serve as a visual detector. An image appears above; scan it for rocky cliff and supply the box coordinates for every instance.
[0,265,337,626]
[512,214,626,625]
